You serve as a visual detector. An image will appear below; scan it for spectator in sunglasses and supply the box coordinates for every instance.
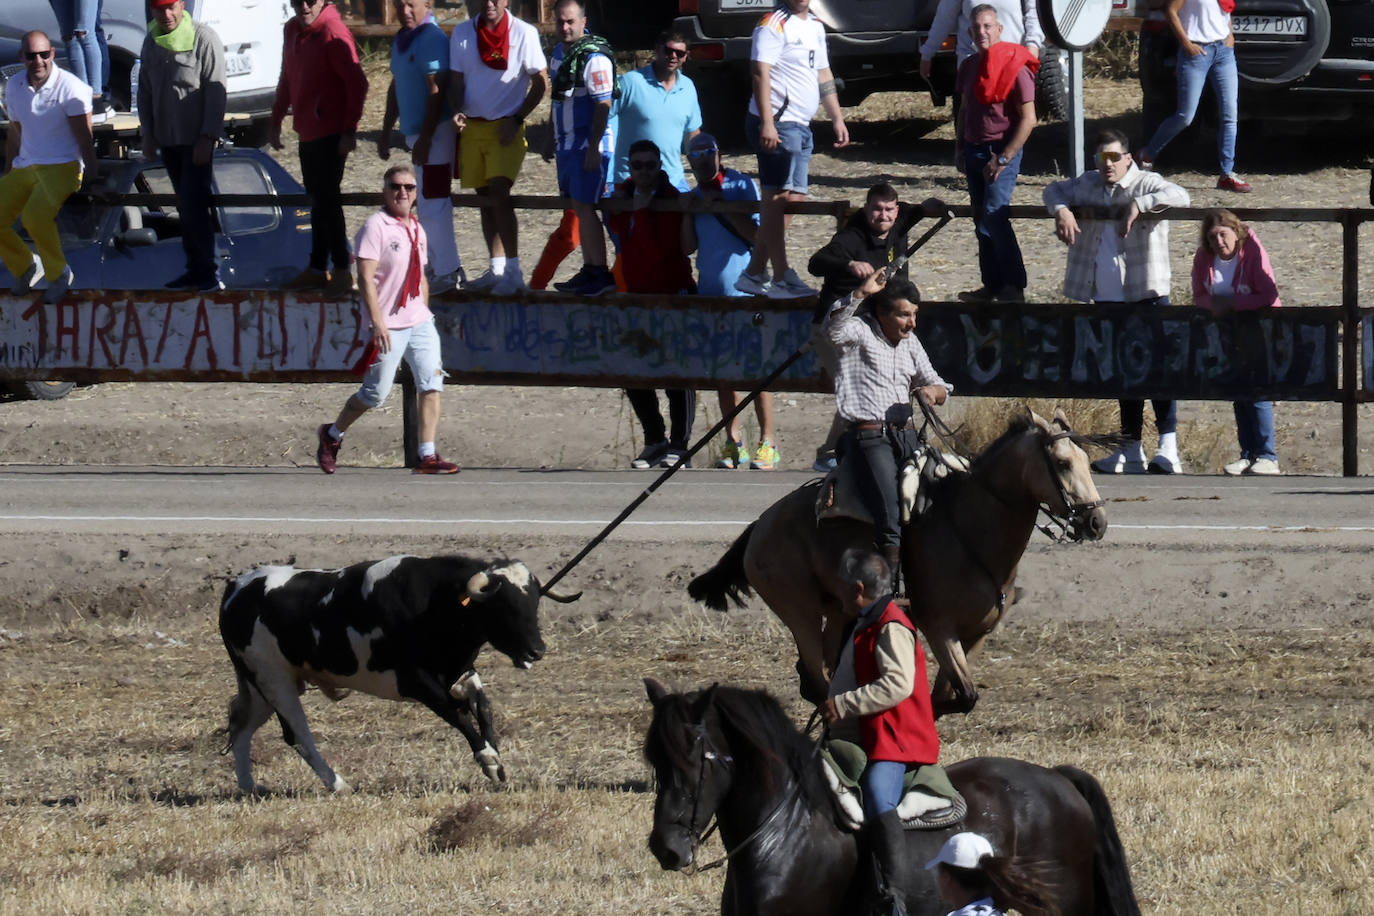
[1043,127,1191,475]
[0,30,96,303]
[610,30,700,193]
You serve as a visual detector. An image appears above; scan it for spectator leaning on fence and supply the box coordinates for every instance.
[956,4,1036,304]
[316,163,461,476]
[138,0,227,292]
[1140,0,1250,193]
[545,0,617,296]
[735,0,849,300]
[1043,127,1190,475]
[605,139,698,470]
[0,30,95,304]
[680,132,779,470]
[448,0,549,295]
[272,0,368,299]
[47,0,112,123]
[610,31,700,194]
[380,0,466,294]
[1192,208,1283,476]
[808,183,948,472]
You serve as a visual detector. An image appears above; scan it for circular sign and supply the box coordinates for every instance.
[1037,0,1111,51]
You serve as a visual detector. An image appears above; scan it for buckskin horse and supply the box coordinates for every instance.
[688,409,1108,715]
[644,678,1141,916]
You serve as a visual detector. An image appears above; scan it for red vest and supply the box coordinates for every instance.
[853,601,940,764]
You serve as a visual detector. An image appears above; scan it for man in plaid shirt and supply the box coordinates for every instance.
[824,270,950,590]
[1042,127,1190,475]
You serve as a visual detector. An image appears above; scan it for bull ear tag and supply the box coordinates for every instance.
[460,595,472,607]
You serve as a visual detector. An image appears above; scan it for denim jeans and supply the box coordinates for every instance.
[1120,399,1177,438]
[48,0,106,95]
[962,143,1026,293]
[1145,40,1238,176]
[861,759,907,819]
[161,145,218,281]
[1233,401,1276,461]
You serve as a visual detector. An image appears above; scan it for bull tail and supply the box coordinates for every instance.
[1055,765,1142,916]
[687,523,756,611]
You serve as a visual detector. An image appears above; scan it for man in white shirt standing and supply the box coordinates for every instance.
[1043,127,1191,475]
[448,0,549,294]
[735,0,849,300]
[0,30,96,303]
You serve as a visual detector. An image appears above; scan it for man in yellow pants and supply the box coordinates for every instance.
[1,30,97,303]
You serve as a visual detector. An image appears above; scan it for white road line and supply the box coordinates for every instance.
[1,514,1373,532]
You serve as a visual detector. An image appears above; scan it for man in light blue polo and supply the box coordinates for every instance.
[611,29,700,191]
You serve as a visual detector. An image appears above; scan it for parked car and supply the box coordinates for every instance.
[0,0,290,142]
[1125,0,1372,125]
[0,146,312,400]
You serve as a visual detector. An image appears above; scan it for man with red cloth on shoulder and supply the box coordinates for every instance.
[448,0,549,295]
[824,546,940,916]
[955,4,1037,304]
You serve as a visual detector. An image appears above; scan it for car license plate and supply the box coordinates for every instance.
[721,0,773,10]
[1232,15,1307,37]
[226,52,254,77]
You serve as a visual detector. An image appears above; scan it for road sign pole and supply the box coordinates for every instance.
[1070,49,1085,176]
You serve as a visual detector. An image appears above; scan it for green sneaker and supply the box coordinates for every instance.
[750,439,780,470]
[718,440,749,469]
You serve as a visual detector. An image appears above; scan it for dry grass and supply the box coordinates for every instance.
[0,609,1368,914]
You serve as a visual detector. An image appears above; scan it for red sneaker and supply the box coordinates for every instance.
[413,453,460,474]
[316,424,340,474]
[1216,175,1253,193]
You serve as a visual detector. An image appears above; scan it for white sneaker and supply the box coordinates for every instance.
[1223,457,1252,476]
[1246,457,1281,475]
[766,268,817,299]
[10,256,41,295]
[42,265,74,303]
[466,269,501,292]
[631,441,669,469]
[1148,450,1183,475]
[492,266,527,296]
[734,269,771,296]
[1091,443,1147,474]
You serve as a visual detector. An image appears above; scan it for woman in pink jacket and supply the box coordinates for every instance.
[1191,208,1281,475]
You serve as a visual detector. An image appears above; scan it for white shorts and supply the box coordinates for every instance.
[355,318,445,407]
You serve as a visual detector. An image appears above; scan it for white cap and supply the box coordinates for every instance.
[924,832,994,871]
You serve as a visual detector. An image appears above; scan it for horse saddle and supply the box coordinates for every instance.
[819,739,968,831]
[814,446,970,527]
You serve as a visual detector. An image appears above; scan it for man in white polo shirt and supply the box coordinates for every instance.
[0,30,96,303]
[448,0,549,295]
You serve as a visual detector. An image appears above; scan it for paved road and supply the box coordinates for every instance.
[2,467,1372,547]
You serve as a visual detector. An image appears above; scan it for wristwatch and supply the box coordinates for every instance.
[997,155,1010,166]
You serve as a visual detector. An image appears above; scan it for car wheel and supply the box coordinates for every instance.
[1234,0,1331,87]
[13,380,76,401]
[1035,47,1070,122]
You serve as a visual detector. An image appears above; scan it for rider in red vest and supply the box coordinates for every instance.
[823,547,939,916]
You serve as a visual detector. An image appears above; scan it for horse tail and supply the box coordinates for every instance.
[1055,765,1142,916]
[687,523,756,611]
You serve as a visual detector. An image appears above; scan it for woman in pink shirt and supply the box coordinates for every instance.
[1191,208,1282,476]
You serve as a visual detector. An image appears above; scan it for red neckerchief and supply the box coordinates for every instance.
[476,11,511,71]
[398,214,422,309]
[975,42,1040,104]
[703,170,724,191]
[1218,0,1236,12]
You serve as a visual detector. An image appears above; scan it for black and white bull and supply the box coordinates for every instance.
[219,554,573,794]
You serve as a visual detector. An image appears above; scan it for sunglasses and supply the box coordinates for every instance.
[661,46,688,59]
[1095,150,1127,165]
[23,50,54,61]
[388,181,417,192]
[629,160,659,171]
[687,148,718,159]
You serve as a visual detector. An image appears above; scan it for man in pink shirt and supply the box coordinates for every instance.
[315,164,460,475]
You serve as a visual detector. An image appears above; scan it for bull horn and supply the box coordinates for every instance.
[541,587,583,604]
[465,571,491,597]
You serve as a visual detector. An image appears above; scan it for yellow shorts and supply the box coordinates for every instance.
[459,118,527,190]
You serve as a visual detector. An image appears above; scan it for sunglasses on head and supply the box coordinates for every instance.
[24,49,54,61]
[388,181,417,192]
[661,46,688,58]
[629,160,659,171]
[1095,150,1127,165]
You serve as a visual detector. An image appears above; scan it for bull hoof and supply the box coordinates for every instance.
[331,774,352,794]
[476,745,505,784]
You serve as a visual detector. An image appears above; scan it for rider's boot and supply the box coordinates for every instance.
[865,809,910,916]
[881,544,903,595]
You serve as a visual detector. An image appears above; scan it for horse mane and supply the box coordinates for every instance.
[645,686,830,809]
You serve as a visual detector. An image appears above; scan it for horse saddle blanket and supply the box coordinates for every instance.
[819,739,968,831]
[814,446,970,527]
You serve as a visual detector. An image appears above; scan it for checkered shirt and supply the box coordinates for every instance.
[1042,164,1190,303]
[823,292,950,425]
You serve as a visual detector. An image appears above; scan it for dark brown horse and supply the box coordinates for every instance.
[644,679,1141,916]
[688,410,1108,715]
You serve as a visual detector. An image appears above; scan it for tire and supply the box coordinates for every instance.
[1234,0,1331,87]
[1035,48,1070,122]
[15,380,76,400]
[686,64,750,149]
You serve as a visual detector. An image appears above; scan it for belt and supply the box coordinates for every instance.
[848,420,902,432]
